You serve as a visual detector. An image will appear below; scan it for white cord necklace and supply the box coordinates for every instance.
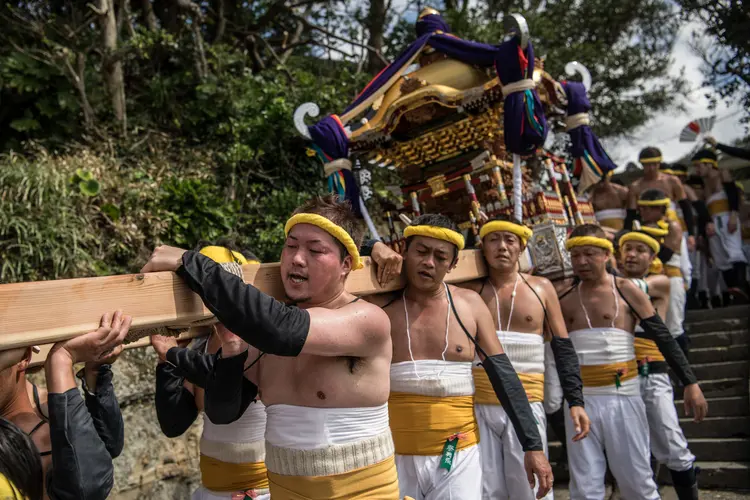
[490,274,520,332]
[577,274,619,329]
[403,282,451,379]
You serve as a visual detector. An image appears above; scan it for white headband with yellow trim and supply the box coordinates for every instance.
[479,220,533,246]
[284,213,363,270]
[565,236,614,253]
[404,225,465,250]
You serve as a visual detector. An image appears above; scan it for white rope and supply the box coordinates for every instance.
[501,78,535,96]
[565,112,590,131]
[490,274,520,332]
[577,274,619,329]
[403,282,452,379]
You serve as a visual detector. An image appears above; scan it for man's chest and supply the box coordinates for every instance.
[561,292,634,332]
[389,303,475,361]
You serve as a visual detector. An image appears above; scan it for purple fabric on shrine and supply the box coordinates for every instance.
[416,14,450,36]
[563,81,616,178]
[307,115,348,160]
[495,39,548,155]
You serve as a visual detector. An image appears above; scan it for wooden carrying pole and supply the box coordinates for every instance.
[1,250,488,359]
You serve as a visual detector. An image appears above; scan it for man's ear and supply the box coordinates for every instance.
[342,254,353,275]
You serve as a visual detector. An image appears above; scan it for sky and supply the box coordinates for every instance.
[603,21,747,170]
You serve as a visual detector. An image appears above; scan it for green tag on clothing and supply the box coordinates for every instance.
[638,362,649,377]
[439,437,459,471]
[615,372,622,388]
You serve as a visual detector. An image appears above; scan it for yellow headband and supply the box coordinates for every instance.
[640,157,662,164]
[649,257,663,275]
[639,221,669,238]
[693,159,718,168]
[200,245,252,265]
[404,225,465,250]
[619,232,660,254]
[660,168,676,175]
[638,198,671,207]
[479,220,533,246]
[565,236,614,253]
[284,213,363,270]
[0,474,23,499]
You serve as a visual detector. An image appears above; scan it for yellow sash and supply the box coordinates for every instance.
[472,367,544,405]
[267,456,399,500]
[580,360,637,387]
[634,338,665,362]
[200,454,269,492]
[664,264,682,278]
[388,392,479,456]
[708,198,730,216]
[598,218,625,231]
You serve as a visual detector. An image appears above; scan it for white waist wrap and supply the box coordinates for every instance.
[569,327,639,396]
[390,360,474,397]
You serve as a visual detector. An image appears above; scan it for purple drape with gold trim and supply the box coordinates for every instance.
[562,81,616,193]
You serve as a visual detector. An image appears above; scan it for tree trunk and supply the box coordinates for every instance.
[213,0,226,43]
[98,0,128,134]
[365,0,386,74]
[140,0,159,31]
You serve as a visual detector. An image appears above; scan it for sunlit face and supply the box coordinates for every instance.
[280,223,352,304]
[638,205,664,224]
[620,241,653,277]
[643,162,660,176]
[482,231,523,272]
[570,245,609,280]
[404,235,457,291]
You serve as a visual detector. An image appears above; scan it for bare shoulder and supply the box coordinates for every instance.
[645,273,670,296]
[364,291,401,309]
[615,276,644,299]
[456,278,483,293]
[448,284,484,308]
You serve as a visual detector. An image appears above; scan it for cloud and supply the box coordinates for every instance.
[604,21,747,169]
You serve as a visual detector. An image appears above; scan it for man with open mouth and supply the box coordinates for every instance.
[141,194,403,499]
[373,214,552,500]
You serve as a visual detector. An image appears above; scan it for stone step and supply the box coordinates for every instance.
[685,317,750,334]
[688,344,750,364]
[674,377,747,398]
[686,305,750,323]
[689,330,750,349]
[684,360,750,382]
[657,461,750,490]
[679,416,750,439]
[675,396,750,418]
[548,438,750,463]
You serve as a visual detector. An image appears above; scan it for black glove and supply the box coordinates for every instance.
[204,348,259,425]
[637,315,697,386]
[550,337,585,408]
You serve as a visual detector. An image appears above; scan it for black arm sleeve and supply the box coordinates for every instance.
[550,337,585,408]
[692,200,710,234]
[678,199,695,236]
[177,251,310,356]
[155,363,200,438]
[623,208,638,230]
[724,182,740,211]
[204,348,259,425]
[359,238,379,257]
[658,245,674,263]
[482,354,544,452]
[46,389,114,500]
[165,346,215,387]
[637,315,698,386]
[717,143,750,161]
[79,365,124,458]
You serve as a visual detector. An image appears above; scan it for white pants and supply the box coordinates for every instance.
[396,444,481,500]
[640,373,695,471]
[709,213,748,270]
[665,276,686,337]
[192,487,270,500]
[475,402,551,500]
[543,343,563,415]
[565,395,659,500]
[680,235,692,286]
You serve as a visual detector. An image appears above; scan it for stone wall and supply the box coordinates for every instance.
[31,348,203,499]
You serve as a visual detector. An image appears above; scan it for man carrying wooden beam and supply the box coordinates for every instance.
[558,225,705,499]
[141,194,400,499]
[617,229,702,500]
[376,214,552,500]
[461,215,590,500]
[0,311,130,500]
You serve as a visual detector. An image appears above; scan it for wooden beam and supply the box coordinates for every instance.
[1,250,488,353]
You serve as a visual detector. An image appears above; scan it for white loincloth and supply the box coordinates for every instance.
[707,190,748,270]
[594,208,626,230]
[390,360,481,500]
[640,373,695,472]
[566,328,658,499]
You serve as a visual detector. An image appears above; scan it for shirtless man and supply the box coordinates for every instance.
[377,214,552,500]
[558,225,705,499]
[0,312,130,500]
[618,230,701,500]
[589,173,628,231]
[461,216,589,499]
[693,148,750,302]
[637,188,691,353]
[142,195,398,499]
